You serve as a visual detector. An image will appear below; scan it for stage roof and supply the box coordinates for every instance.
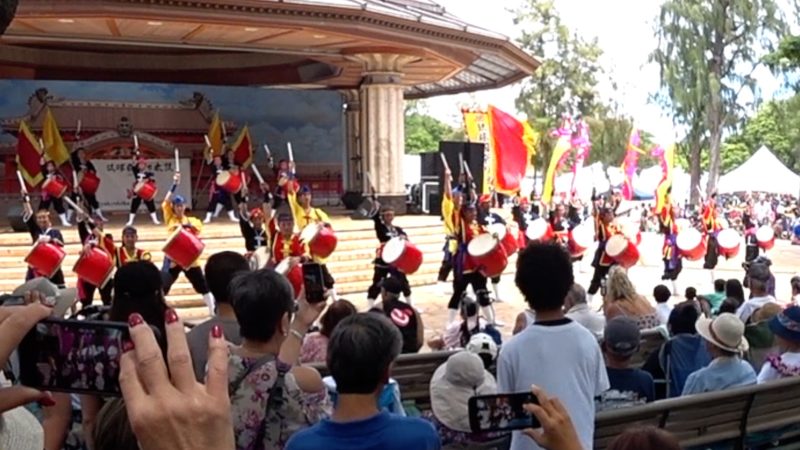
[0,0,539,98]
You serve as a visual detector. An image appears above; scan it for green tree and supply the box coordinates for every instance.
[512,0,604,171]
[404,100,461,154]
[650,0,787,202]
[585,115,657,168]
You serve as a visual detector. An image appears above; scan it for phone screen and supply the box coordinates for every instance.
[302,263,326,304]
[468,392,539,433]
[18,319,128,396]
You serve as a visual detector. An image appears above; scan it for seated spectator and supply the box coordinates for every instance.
[718,297,740,315]
[300,300,357,364]
[745,302,781,369]
[758,305,800,382]
[227,269,331,450]
[684,286,697,303]
[791,275,800,305]
[286,313,440,450]
[424,351,503,447]
[428,293,501,351]
[564,283,605,338]
[374,277,424,354]
[744,256,776,298]
[725,279,746,308]
[603,266,660,330]
[699,279,726,314]
[682,313,756,395]
[512,306,536,335]
[498,243,608,450]
[597,317,655,411]
[653,284,672,325]
[187,251,249,380]
[607,426,680,450]
[736,270,777,324]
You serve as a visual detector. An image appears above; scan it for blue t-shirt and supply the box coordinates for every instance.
[596,367,655,411]
[286,410,441,450]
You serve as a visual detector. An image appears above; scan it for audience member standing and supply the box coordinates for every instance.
[286,313,441,450]
[758,305,800,383]
[498,243,608,450]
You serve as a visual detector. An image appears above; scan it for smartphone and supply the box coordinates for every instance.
[17,318,129,396]
[302,262,326,304]
[468,392,539,433]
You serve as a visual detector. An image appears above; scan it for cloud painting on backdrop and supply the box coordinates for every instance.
[0,79,345,167]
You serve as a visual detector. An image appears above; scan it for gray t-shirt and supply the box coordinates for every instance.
[187,317,241,381]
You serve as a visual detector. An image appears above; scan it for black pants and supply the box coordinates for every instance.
[703,235,719,270]
[367,265,410,300]
[437,240,453,282]
[163,266,209,296]
[26,267,65,288]
[80,279,113,307]
[448,271,490,309]
[83,193,100,211]
[588,265,611,295]
[130,196,156,214]
[39,197,65,214]
[662,258,682,281]
[490,276,500,284]
[207,189,233,213]
[321,264,335,289]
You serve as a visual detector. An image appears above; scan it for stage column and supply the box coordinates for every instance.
[340,89,361,193]
[348,52,420,213]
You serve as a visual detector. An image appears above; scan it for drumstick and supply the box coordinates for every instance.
[439,153,451,174]
[63,195,86,218]
[287,142,294,163]
[263,144,271,159]
[16,170,28,195]
[174,148,180,173]
[221,119,228,141]
[251,165,265,184]
[76,119,82,139]
[133,133,139,152]
[204,134,212,148]
[73,169,79,189]
[38,138,44,151]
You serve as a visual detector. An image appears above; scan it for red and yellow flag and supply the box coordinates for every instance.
[230,125,253,168]
[205,111,224,160]
[16,121,44,188]
[487,106,537,194]
[653,144,675,214]
[542,135,572,205]
[41,107,70,166]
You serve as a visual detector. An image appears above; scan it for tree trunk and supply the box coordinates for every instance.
[706,122,722,196]
[689,138,702,205]
[0,0,18,36]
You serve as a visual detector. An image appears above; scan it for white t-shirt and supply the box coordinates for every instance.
[736,295,777,323]
[757,351,800,383]
[655,303,673,325]
[497,319,609,450]
[565,304,605,338]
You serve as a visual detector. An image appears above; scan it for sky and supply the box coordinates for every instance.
[427,0,786,144]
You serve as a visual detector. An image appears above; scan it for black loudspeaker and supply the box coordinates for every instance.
[341,191,363,210]
[437,141,486,194]
[426,183,442,216]
[7,204,27,232]
[419,152,439,178]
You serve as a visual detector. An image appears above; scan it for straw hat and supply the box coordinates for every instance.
[696,313,749,353]
[430,351,496,433]
[0,408,44,450]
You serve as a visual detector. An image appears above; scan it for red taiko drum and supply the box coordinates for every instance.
[73,247,114,287]
[525,218,554,242]
[25,242,66,278]
[756,226,775,250]
[134,180,158,201]
[275,259,303,298]
[488,224,518,256]
[606,234,639,268]
[162,228,205,268]
[676,228,706,261]
[717,228,741,259]
[79,172,101,195]
[300,224,337,259]
[215,171,243,194]
[468,233,508,278]
[568,221,595,257]
[619,220,642,246]
[42,177,68,199]
[381,237,423,275]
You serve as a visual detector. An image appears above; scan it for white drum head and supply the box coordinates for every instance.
[675,218,691,232]
[468,234,498,257]
[676,228,702,251]
[216,171,230,184]
[717,229,740,249]
[718,218,730,229]
[274,258,291,275]
[250,247,270,270]
[300,224,320,243]
[606,235,629,257]
[619,221,639,241]
[572,222,594,247]
[756,226,774,242]
[488,223,507,239]
[526,218,549,241]
[382,238,406,264]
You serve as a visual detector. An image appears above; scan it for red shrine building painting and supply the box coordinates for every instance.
[0,88,343,211]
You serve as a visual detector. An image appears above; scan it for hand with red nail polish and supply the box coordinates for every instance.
[120,306,234,450]
[0,301,54,414]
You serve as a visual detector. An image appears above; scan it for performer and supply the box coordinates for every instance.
[659,190,682,294]
[162,173,214,314]
[39,158,71,226]
[366,200,412,308]
[271,211,305,265]
[76,214,115,307]
[127,155,160,226]
[512,196,538,237]
[273,159,298,209]
[71,147,107,221]
[477,194,506,305]
[116,225,151,267]
[587,200,617,298]
[549,202,571,246]
[287,183,336,296]
[702,192,722,283]
[238,184,272,253]
[204,155,238,223]
[436,179,466,290]
[22,195,65,287]
[225,148,249,207]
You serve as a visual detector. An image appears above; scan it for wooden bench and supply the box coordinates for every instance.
[594,377,800,449]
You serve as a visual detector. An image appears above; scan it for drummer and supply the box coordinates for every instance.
[366,200,411,309]
[512,196,538,244]
[39,158,71,227]
[22,195,66,287]
[162,173,215,314]
[477,193,507,305]
[273,159,298,210]
[659,191,682,294]
[702,192,723,283]
[237,185,273,253]
[587,202,618,298]
[76,213,115,307]
[287,184,336,296]
[71,147,107,221]
[116,226,151,267]
[549,202,571,246]
[225,148,249,207]
[127,155,160,226]
[436,175,466,290]
[271,211,306,266]
[203,155,238,223]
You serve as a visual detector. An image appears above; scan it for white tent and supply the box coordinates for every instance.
[717,146,800,195]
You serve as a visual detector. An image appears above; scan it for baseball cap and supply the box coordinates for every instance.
[381,277,403,295]
[171,194,185,206]
[299,185,312,194]
[604,316,641,357]
[12,278,77,318]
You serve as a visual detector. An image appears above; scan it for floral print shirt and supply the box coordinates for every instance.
[228,353,331,450]
[298,332,328,364]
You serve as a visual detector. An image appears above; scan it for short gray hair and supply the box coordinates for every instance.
[566,283,587,305]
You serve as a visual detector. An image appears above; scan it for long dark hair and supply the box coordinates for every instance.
[110,261,168,351]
